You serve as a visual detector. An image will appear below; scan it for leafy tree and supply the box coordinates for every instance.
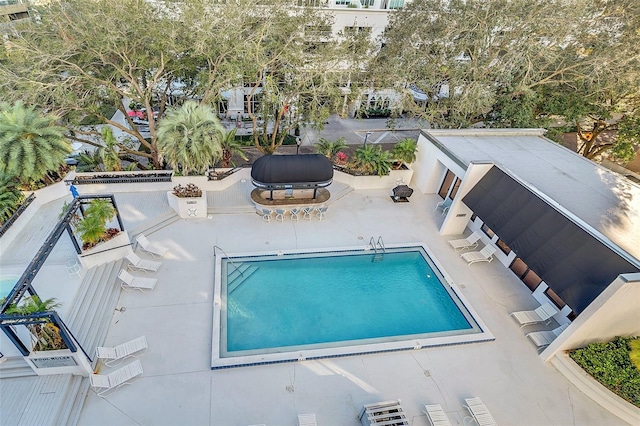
[156,101,224,175]
[314,137,348,160]
[0,102,70,184]
[218,128,247,168]
[391,138,417,168]
[375,0,640,160]
[0,0,362,163]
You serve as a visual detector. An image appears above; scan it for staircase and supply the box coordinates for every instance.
[128,210,180,242]
[227,263,259,295]
[0,259,125,425]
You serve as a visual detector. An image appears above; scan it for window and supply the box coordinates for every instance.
[509,257,542,291]
[545,287,567,309]
[449,177,461,199]
[481,223,495,238]
[438,170,455,199]
[495,238,512,255]
[243,94,262,116]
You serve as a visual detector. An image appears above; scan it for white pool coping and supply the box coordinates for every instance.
[211,243,494,369]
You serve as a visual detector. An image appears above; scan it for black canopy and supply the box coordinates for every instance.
[462,166,639,314]
[251,154,333,189]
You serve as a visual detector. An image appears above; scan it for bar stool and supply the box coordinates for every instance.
[65,259,82,278]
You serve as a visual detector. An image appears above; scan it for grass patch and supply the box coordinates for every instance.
[569,336,640,407]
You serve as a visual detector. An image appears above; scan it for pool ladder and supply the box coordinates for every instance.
[369,236,386,262]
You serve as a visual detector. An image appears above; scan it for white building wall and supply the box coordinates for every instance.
[411,133,466,194]
[542,273,640,361]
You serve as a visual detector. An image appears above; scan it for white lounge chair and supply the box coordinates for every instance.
[96,336,148,366]
[423,404,451,426]
[126,252,161,274]
[462,397,497,426]
[90,359,143,397]
[435,198,452,215]
[118,269,157,292]
[525,323,569,350]
[297,413,317,426]
[510,302,557,328]
[448,232,482,251]
[135,233,168,258]
[460,244,497,265]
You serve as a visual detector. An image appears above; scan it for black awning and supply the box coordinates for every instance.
[251,154,333,189]
[462,166,639,314]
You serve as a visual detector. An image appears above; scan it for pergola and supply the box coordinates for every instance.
[251,154,334,200]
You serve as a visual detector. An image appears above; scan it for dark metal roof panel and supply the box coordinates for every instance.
[251,154,334,185]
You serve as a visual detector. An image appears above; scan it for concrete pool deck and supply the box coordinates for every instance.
[0,180,630,425]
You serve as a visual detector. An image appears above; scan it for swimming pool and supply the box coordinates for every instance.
[0,275,19,299]
[212,244,493,368]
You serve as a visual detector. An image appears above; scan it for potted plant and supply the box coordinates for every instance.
[167,183,207,219]
[5,296,67,351]
[76,198,130,268]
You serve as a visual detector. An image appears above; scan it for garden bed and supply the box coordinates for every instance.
[569,336,640,407]
[67,171,173,185]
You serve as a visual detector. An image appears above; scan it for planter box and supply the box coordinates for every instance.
[79,230,132,269]
[167,191,207,219]
[334,167,414,190]
[25,348,93,376]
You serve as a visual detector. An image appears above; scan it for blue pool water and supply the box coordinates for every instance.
[0,276,18,299]
[224,248,475,355]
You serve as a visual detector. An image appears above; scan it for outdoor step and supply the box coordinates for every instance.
[65,263,105,326]
[18,374,75,426]
[0,356,35,379]
[228,265,259,295]
[74,260,124,357]
[52,375,87,426]
[226,262,252,283]
[128,211,180,241]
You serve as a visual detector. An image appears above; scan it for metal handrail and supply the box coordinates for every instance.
[377,236,386,253]
[368,237,378,254]
[213,245,243,276]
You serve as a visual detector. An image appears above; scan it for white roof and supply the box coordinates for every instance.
[423,128,640,262]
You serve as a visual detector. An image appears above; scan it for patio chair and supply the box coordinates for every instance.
[448,232,482,251]
[435,198,452,216]
[297,413,317,426]
[135,233,168,258]
[126,252,162,274]
[257,207,273,222]
[118,269,157,292]
[302,206,315,220]
[96,336,148,366]
[275,208,287,222]
[462,397,497,426]
[423,404,451,426]
[89,359,143,397]
[525,323,569,350]
[510,302,558,328]
[315,206,328,220]
[290,207,301,221]
[460,244,497,265]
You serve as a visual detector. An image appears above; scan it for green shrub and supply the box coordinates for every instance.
[569,336,640,407]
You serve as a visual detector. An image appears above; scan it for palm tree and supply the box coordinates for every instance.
[314,137,348,160]
[75,199,117,248]
[0,173,25,224]
[0,102,71,185]
[219,128,248,168]
[353,145,393,176]
[156,101,224,175]
[391,138,418,169]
